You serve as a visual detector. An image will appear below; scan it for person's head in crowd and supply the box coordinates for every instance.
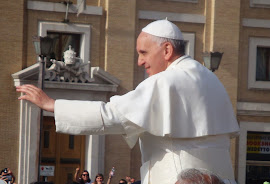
[93,173,104,184]
[0,168,14,183]
[130,177,135,183]
[119,179,127,184]
[126,176,136,183]
[81,170,91,183]
[175,168,225,184]
[137,19,185,77]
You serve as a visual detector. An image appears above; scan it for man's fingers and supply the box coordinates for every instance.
[18,94,30,101]
[17,85,40,94]
[16,84,55,112]
[16,85,44,101]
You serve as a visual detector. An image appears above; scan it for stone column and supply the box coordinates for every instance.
[104,0,137,181]
[0,0,27,179]
[104,0,137,92]
[204,0,241,177]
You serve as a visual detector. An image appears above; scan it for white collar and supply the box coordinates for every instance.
[166,55,190,71]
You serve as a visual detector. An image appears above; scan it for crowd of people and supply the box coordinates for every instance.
[72,167,226,184]
[73,167,140,184]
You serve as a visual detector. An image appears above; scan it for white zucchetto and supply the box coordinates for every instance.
[142,19,183,40]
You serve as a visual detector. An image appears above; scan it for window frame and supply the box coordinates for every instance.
[250,0,270,8]
[238,121,270,184]
[151,0,198,2]
[248,37,270,89]
[47,31,81,62]
[39,21,91,73]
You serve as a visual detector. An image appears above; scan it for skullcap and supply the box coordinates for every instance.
[142,19,183,40]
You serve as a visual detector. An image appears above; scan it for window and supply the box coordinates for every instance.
[238,121,270,184]
[248,37,270,89]
[246,165,270,184]
[246,131,270,184]
[183,32,195,59]
[148,0,198,3]
[47,32,81,62]
[256,47,270,81]
[39,21,91,72]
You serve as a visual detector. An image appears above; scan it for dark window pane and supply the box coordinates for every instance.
[44,131,49,148]
[47,32,81,67]
[69,135,74,149]
[67,173,73,183]
[246,165,270,184]
[256,47,270,81]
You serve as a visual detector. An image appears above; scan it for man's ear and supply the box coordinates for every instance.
[164,42,174,61]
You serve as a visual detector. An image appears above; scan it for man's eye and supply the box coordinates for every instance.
[139,50,146,55]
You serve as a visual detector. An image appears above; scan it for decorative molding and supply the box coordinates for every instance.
[243,18,270,29]
[46,46,92,83]
[12,64,120,184]
[183,32,195,59]
[250,0,270,8]
[167,0,197,2]
[17,100,41,184]
[138,10,205,24]
[238,121,270,184]
[149,0,198,3]
[237,102,270,116]
[248,37,270,89]
[27,0,103,15]
[12,64,120,92]
[91,67,121,86]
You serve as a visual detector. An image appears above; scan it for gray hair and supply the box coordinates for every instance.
[150,35,186,55]
[177,168,225,184]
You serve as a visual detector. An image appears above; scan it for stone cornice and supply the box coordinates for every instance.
[237,102,270,116]
[27,0,103,16]
[138,10,205,24]
[242,18,270,29]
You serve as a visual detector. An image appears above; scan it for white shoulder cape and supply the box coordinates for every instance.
[110,56,239,138]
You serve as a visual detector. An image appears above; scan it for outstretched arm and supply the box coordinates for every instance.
[106,172,113,184]
[16,84,55,112]
[74,167,80,182]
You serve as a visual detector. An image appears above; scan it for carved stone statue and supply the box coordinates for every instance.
[45,45,92,83]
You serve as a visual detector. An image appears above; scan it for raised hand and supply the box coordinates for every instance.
[16,84,55,112]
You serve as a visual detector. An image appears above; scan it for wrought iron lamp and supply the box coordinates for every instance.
[33,36,53,59]
[32,36,53,183]
[203,52,223,72]
[33,36,53,87]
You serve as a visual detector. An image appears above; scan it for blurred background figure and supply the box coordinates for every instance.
[126,176,140,184]
[74,167,91,184]
[92,173,104,184]
[0,168,15,184]
[119,179,127,184]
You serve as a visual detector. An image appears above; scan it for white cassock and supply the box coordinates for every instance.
[54,55,240,184]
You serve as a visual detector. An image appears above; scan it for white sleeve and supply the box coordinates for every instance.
[54,99,144,139]
[55,99,107,135]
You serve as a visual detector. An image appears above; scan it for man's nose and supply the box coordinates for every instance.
[138,57,145,66]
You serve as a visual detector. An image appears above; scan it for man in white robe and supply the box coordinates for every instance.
[17,20,239,184]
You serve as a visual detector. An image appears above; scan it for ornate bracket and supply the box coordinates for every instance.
[45,45,93,83]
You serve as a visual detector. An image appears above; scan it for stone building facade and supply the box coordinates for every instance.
[1,0,270,183]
